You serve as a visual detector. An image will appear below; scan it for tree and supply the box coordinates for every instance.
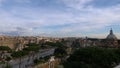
[23,46,39,52]
[54,47,67,58]
[4,64,12,68]
[63,47,120,68]
[44,41,66,48]
[72,39,80,48]
[26,43,39,46]
[11,51,29,68]
[11,51,28,58]
[4,57,12,68]
[0,46,11,51]
[0,46,11,60]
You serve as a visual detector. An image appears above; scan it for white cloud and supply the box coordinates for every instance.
[60,0,93,10]
[13,0,31,4]
[43,3,120,38]
[0,0,120,37]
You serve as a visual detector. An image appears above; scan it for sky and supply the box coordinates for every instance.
[0,0,120,38]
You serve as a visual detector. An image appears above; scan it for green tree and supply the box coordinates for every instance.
[11,51,29,68]
[44,41,66,48]
[23,46,40,52]
[11,51,28,58]
[54,47,67,58]
[0,46,11,52]
[5,57,12,68]
[63,47,120,68]
[26,43,39,46]
[0,46,11,60]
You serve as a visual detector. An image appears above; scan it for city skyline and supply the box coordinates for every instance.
[0,0,120,38]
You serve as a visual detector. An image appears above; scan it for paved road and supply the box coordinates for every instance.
[0,48,55,68]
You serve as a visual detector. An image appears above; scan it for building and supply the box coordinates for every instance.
[106,28,118,48]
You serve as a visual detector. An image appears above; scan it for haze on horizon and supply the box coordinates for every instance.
[0,0,120,38]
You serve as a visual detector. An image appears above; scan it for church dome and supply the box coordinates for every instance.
[107,34,117,39]
[106,29,117,40]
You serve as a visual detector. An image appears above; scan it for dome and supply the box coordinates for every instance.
[106,29,117,40]
[106,34,117,39]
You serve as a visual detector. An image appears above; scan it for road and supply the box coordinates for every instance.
[0,48,55,68]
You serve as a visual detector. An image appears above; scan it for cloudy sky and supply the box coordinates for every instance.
[0,0,120,38]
